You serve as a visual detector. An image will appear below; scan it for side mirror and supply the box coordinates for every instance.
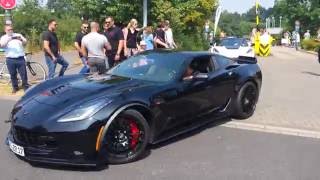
[183,73,208,81]
[194,73,209,80]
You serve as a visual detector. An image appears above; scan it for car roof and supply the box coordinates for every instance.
[142,49,214,58]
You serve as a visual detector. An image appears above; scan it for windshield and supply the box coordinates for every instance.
[108,52,185,82]
[218,38,248,47]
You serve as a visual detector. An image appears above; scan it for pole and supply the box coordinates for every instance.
[266,18,268,29]
[4,10,12,25]
[256,0,259,26]
[143,0,147,27]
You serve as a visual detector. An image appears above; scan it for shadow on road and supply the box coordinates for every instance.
[28,117,232,171]
[302,71,320,77]
[151,116,232,149]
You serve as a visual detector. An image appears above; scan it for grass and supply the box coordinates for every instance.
[0,84,24,96]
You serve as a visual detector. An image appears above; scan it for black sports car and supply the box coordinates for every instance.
[6,50,262,167]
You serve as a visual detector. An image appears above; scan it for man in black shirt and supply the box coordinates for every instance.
[155,21,169,49]
[103,16,125,67]
[75,22,89,74]
[43,19,69,79]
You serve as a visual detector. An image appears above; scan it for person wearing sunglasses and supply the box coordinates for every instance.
[0,25,29,94]
[103,16,125,67]
[75,22,90,74]
[42,19,69,79]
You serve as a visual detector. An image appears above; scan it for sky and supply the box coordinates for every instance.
[219,0,275,14]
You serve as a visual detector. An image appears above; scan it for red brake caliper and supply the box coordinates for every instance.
[129,120,140,149]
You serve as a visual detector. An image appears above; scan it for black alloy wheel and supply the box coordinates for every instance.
[102,109,150,164]
[232,82,259,119]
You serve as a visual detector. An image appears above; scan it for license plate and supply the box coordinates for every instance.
[9,140,25,157]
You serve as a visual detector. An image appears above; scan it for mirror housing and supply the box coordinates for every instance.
[183,73,208,81]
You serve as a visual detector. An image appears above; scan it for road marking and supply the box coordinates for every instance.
[222,121,320,139]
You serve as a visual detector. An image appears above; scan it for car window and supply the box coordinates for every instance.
[189,55,214,74]
[108,53,185,83]
[218,38,248,47]
[214,56,232,69]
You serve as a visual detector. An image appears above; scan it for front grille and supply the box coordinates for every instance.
[13,127,57,148]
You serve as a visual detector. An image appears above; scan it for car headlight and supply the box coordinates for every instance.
[57,98,112,123]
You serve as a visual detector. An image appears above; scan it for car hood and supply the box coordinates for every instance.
[29,74,153,107]
[12,75,157,131]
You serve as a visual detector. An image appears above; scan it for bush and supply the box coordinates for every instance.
[301,39,320,51]
[175,31,209,51]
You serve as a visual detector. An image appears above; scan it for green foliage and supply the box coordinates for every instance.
[71,0,218,49]
[219,11,256,37]
[2,0,219,51]
[272,0,320,34]
[301,39,320,51]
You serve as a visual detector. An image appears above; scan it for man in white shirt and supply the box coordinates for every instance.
[81,22,111,74]
[0,25,29,93]
[304,30,311,40]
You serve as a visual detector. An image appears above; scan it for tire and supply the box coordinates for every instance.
[25,62,46,84]
[101,109,150,164]
[232,81,259,119]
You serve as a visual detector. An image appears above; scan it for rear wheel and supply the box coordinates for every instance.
[101,109,150,164]
[25,62,46,84]
[232,82,259,119]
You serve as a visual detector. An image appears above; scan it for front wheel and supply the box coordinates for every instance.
[232,82,259,119]
[26,62,46,84]
[101,109,150,164]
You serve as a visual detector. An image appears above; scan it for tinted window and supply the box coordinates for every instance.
[218,38,248,47]
[108,52,185,82]
[215,56,231,68]
[189,56,214,73]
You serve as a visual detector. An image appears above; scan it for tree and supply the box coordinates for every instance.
[272,0,320,34]
[47,0,74,16]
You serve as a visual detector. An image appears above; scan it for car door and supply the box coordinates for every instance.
[153,56,214,129]
[205,55,237,111]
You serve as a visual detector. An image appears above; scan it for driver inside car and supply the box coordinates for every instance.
[183,63,200,80]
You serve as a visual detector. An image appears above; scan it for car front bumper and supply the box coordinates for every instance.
[6,125,107,167]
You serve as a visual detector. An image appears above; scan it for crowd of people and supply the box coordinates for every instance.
[0,17,177,93]
[73,17,177,75]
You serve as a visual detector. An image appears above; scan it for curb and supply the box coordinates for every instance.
[300,49,318,55]
[222,121,320,139]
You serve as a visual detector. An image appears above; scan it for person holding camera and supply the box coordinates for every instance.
[0,25,29,94]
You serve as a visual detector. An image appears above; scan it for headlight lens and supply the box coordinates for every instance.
[57,98,112,123]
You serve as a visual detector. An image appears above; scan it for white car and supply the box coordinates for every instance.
[209,37,254,58]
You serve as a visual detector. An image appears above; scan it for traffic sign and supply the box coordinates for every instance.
[0,0,16,10]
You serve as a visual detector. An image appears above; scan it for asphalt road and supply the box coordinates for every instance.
[1,99,320,180]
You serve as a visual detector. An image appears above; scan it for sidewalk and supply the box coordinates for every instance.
[224,46,320,138]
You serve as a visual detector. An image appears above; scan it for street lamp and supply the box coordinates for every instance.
[279,16,282,28]
[143,0,147,27]
[272,16,275,28]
